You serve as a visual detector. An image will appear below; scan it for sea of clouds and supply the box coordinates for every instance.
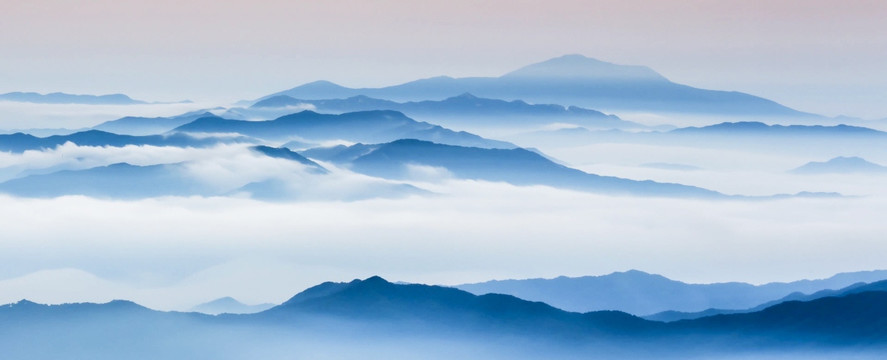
[1,104,885,311]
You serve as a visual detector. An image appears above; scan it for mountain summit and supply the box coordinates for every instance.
[791,156,887,174]
[258,55,815,117]
[502,54,667,82]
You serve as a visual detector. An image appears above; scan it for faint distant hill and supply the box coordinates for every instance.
[173,110,515,149]
[0,92,147,105]
[670,121,884,136]
[0,163,212,199]
[93,110,222,135]
[302,139,721,198]
[791,156,887,174]
[455,269,887,315]
[510,121,887,157]
[191,297,275,315]
[257,55,819,118]
[249,93,646,130]
[645,278,887,322]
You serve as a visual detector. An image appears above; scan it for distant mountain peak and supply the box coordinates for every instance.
[502,54,668,82]
[8,299,39,307]
[360,275,390,285]
[827,156,868,162]
[0,91,146,105]
[253,55,812,117]
[266,80,352,101]
[302,80,343,87]
[190,296,275,315]
[792,156,887,174]
[449,92,479,100]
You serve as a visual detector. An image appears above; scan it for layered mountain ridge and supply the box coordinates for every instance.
[3,275,887,359]
[259,55,818,117]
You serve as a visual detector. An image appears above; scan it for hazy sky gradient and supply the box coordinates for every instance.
[2,0,885,118]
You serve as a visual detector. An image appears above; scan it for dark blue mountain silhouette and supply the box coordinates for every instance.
[260,55,817,117]
[250,93,643,130]
[456,269,887,315]
[646,278,887,322]
[0,91,146,105]
[3,276,887,359]
[671,291,887,345]
[302,139,720,198]
[791,156,887,174]
[270,276,887,346]
[0,129,248,153]
[92,110,221,135]
[259,276,657,340]
[173,110,514,148]
[265,276,887,351]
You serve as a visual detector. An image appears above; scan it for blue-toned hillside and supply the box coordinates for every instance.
[0,130,248,153]
[174,110,514,149]
[261,55,818,117]
[304,139,720,198]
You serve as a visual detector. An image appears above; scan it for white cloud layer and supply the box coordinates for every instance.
[1,179,885,311]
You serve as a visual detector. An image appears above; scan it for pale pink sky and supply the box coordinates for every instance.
[1,0,885,117]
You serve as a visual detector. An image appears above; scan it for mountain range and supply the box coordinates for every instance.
[172,110,515,149]
[92,110,221,136]
[645,278,887,322]
[301,139,722,198]
[509,121,887,157]
[1,122,859,200]
[247,93,647,130]
[0,146,330,199]
[258,55,818,118]
[0,129,250,153]
[0,92,148,105]
[2,276,886,359]
[670,121,885,137]
[455,269,887,315]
